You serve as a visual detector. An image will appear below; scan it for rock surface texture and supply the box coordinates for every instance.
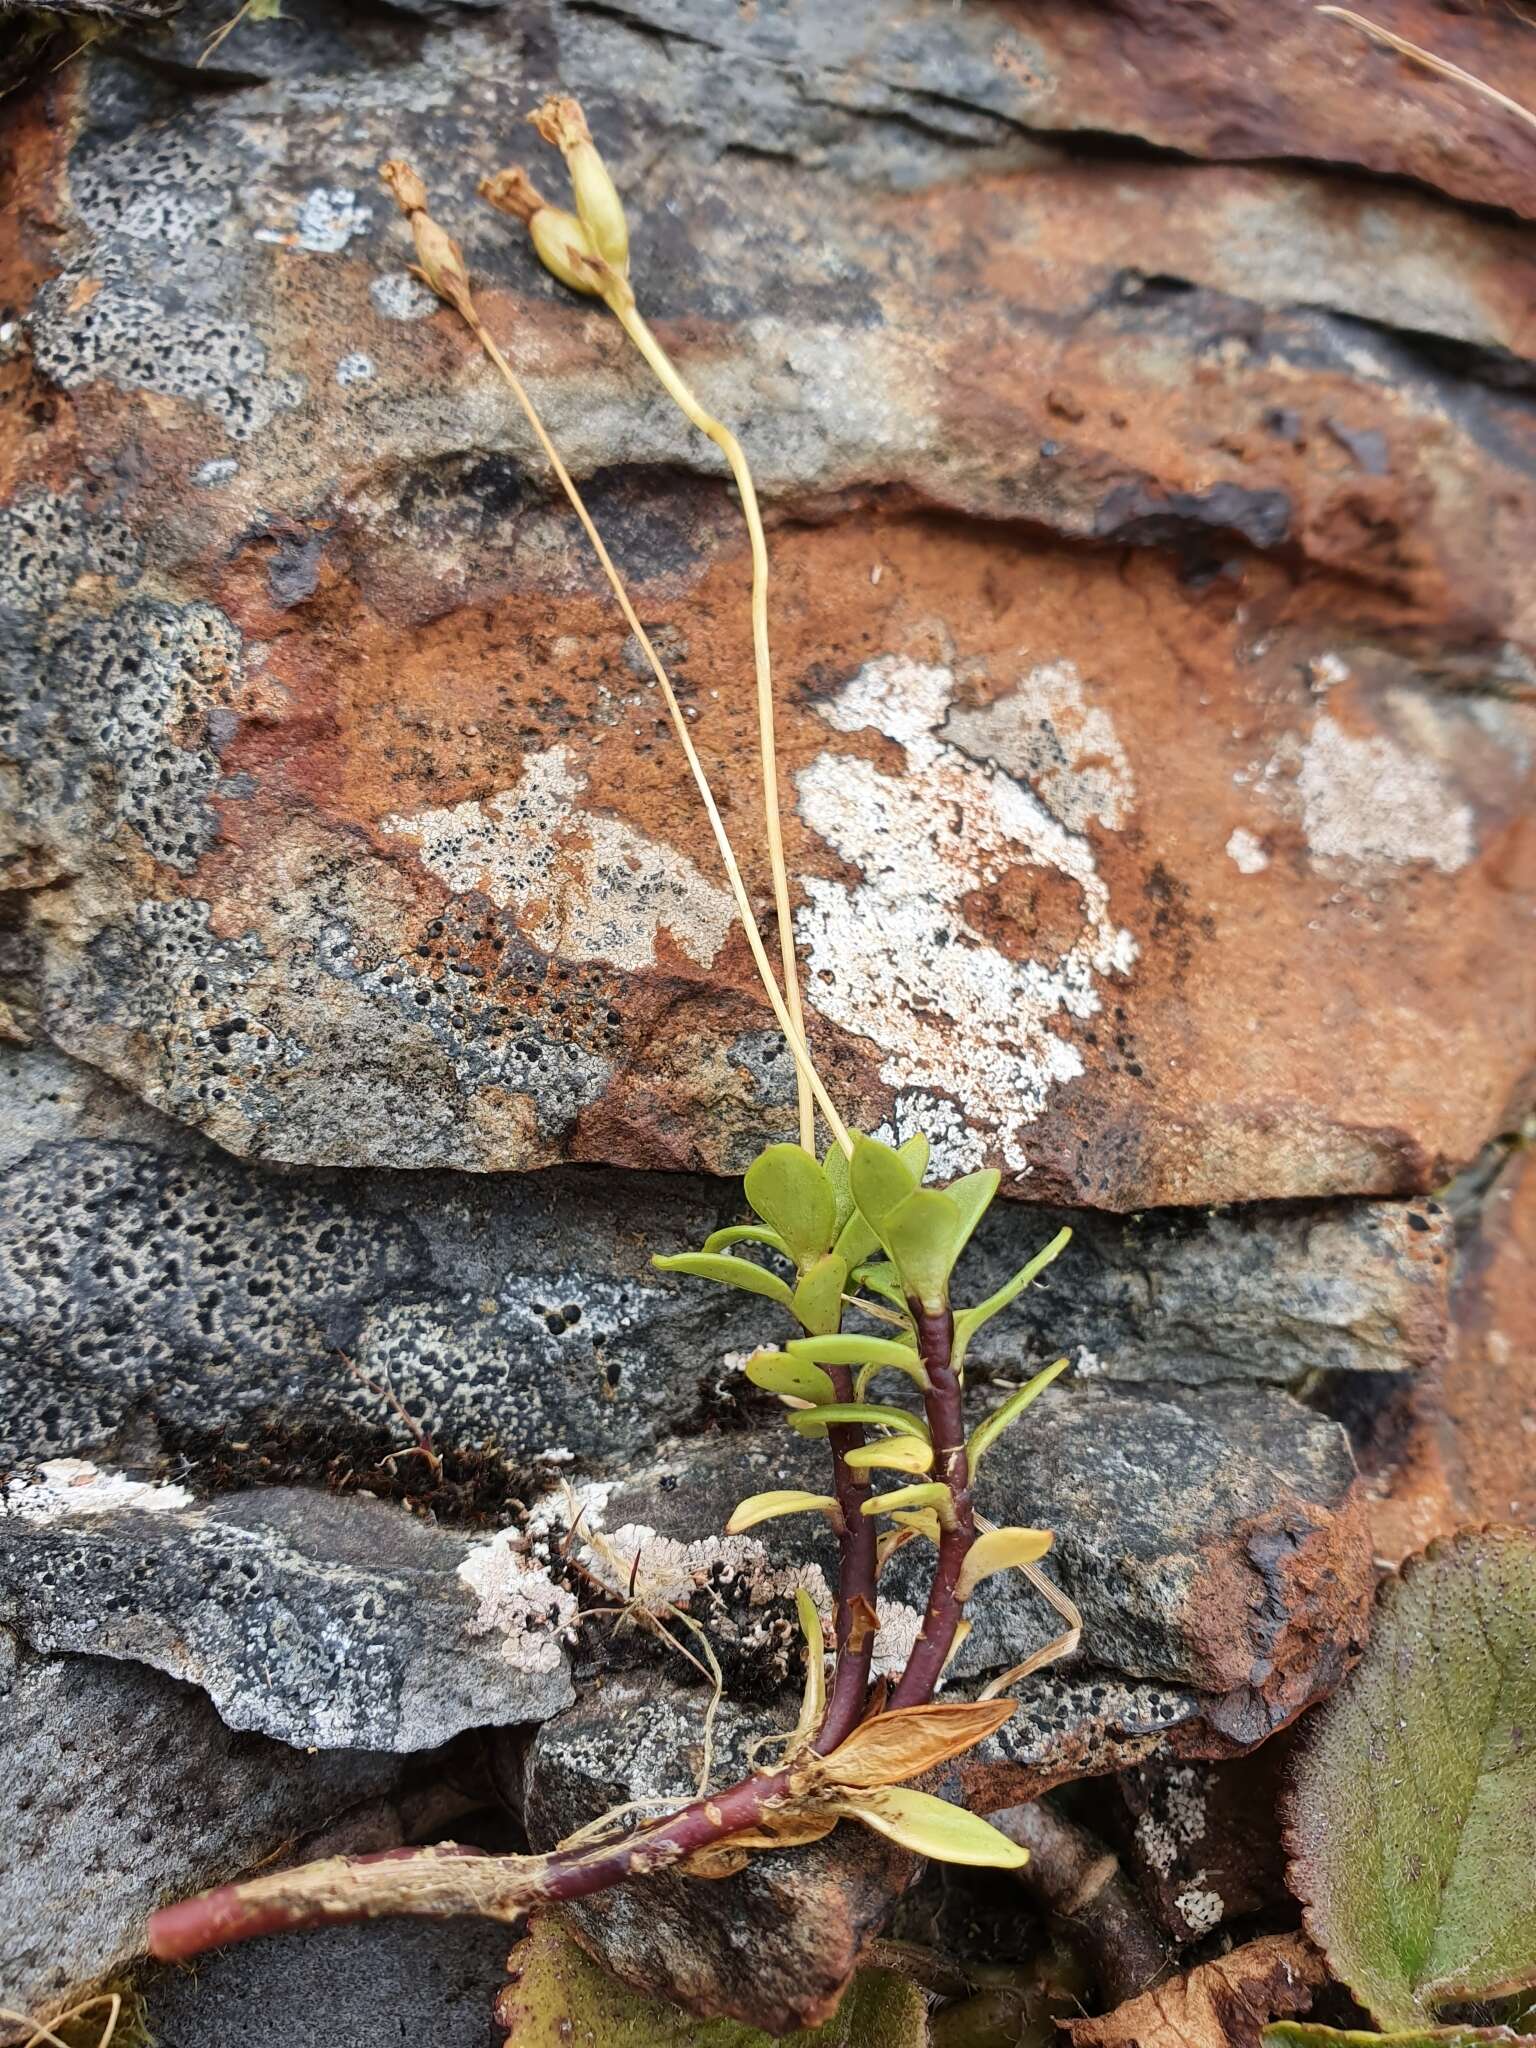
[0,0,1532,2037]
[2,0,1533,1203]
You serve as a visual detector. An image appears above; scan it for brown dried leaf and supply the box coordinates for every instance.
[1067,1933,1327,2048]
[816,1698,1016,1791]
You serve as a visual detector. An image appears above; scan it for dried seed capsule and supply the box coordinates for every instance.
[530,94,629,275]
[379,158,428,218]
[377,160,471,312]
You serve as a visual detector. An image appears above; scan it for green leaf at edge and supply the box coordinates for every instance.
[1285,1525,1536,2029]
[1265,2027,1535,2047]
[497,1915,929,2047]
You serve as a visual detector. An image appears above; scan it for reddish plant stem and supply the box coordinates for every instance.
[814,1363,877,1753]
[149,1756,807,1960]
[146,1335,955,1964]
[888,1303,974,1708]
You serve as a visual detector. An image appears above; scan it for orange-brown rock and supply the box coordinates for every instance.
[2,4,1533,1213]
[1368,1144,1536,1567]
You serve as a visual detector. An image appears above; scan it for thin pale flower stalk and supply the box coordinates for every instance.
[1317,6,1536,132]
[608,291,816,1157]
[484,106,817,1156]
[382,162,849,1155]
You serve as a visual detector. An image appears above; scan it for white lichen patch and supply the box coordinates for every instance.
[581,1523,830,1619]
[335,352,375,386]
[1174,1885,1224,1935]
[871,1598,924,1680]
[797,657,1138,1172]
[1,1459,193,1523]
[874,1091,986,1177]
[381,748,734,972]
[456,1528,577,1674]
[256,186,372,253]
[1133,1762,1207,1875]
[1225,826,1269,875]
[369,271,440,322]
[942,658,1135,831]
[1297,713,1473,875]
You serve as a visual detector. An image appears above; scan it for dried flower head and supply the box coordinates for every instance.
[379,158,428,218]
[481,164,606,298]
[377,158,471,313]
[529,92,629,273]
[478,165,549,226]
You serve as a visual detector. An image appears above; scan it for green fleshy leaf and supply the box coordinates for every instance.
[792,1253,848,1336]
[496,1915,930,2046]
[789,1402,930,1440]
[848,1134,921,1231]
[1287,1525,1536,2028]
[941,1169,1000,1261]
[966,1357,1069,1475]
[744,1352,836,1405]
[854,1351,929,1399]
[788,1334,919,1369]
[701,1223,793,1258]
[850,1260,907,1311]
[725,1490,839,1535]
[822,1141,855,1238]
[951,1226,1072,1372]
[652,1251,794,1311]
[744,1144,838,1266]
[883,1189,966,1311]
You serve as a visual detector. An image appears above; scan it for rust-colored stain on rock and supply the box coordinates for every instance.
[1,4,1533,1206]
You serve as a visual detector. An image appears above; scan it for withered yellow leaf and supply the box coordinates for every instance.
[955,1525,1054,1600]
[844,1436,934,1475]
[835,1785,1028,1868]
[724,1489,838,1535]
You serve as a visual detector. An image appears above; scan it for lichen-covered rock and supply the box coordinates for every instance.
[0,1044,1450,1475]
[2,0,1532,1204]
[0,1473,574,1749]
[536,1376,1370,1770]
[0,1632,400,2040]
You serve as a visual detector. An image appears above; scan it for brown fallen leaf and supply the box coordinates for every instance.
[1066,1932,1327,2048]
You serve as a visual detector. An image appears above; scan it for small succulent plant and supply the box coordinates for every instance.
[147,96,1080,1972]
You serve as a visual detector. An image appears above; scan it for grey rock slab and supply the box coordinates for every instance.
[551,1379,1370,1734]
[523,1676,913,2036]
[0,1633,399,2041]
[0,1045,1447,1475]
[0,1478,573,1751]
[142,1918,511,2048]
